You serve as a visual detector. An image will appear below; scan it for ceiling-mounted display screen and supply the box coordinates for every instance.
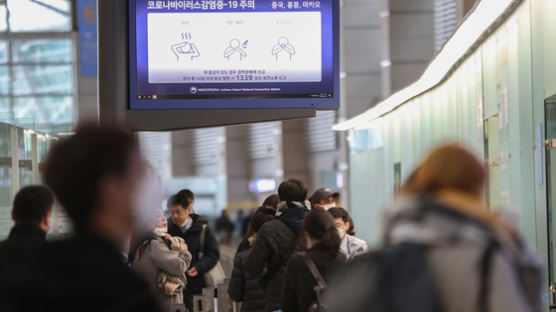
[129,0,339,110]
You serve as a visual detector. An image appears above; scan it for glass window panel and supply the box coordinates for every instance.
[8,0,71,32]
[0,41,8,64]
[0,5,7,33]
[19,167,33,188]
[13,95,72,125]
[16,128,30,191]
[18,128,33,188]
[0,66,8,96]
[0,165,13,240]
[13,65,72,95]
[37,133,48,163]
[0,122,10,157]
[17,128,32,160]
[12,39,72,64]
[0,98,10,124]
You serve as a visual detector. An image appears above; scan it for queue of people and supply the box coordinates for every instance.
[0,123,546,312]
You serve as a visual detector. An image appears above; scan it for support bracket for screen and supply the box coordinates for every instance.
[98,0,317,131]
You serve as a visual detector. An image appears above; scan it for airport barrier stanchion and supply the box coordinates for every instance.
[550,284,556,311]
[170,303,187,312]
[193,295,204,312]
[196,287,215,312]
[217,279,233,312]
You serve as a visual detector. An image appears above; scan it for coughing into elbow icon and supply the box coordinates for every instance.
[272,36,295,61]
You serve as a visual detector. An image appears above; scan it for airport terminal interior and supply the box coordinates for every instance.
[2,0,556,311]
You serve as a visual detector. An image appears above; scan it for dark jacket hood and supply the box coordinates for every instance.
[277,202,310,234]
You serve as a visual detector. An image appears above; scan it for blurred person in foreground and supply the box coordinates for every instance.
[167,192,220,311]
[327,207,368,258]
[0,185,53,310]
[41,124,164,311]
[308,187,336,210]
[281,209,346,312]
[236,194,280,254]
[245,179,310,312]
[326,144,544,312]
[129,208,192,309]
[228,208,276,312]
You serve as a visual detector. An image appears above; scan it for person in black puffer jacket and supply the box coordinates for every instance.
[228,208,276,311]
[245,179,310,312]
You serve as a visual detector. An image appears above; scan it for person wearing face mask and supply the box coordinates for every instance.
[129,209,191,309]
[167,193,220,312]
[281,209,346,312]
[308,188,336,210]
[327,207,368,259]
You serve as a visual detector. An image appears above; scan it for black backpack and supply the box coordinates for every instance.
[302,253,328,312]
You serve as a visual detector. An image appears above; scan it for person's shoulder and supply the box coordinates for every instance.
[150,237,168,249]
[266,219,284,229]
[333,252,348,265]
[257,219,283,236]
[167,221,181,235]
[287,251,306,265]
[237,247,252,262]
[192,214,209,225]
[350,235,368,246]
[0,239,9,251]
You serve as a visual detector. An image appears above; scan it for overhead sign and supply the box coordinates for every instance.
[77,0,98,77]
[129,0,339,110]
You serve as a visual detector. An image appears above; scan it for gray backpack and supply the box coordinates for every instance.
[325,197,544,312]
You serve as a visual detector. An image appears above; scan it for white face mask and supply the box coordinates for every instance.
[153,226,168,237]
[321,203,336,211]
[179,218,189,228]
[337,227,346,240]
[133,169,164,231]
[306,237,314,249]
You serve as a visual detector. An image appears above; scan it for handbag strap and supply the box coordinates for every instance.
[199,224,207,257]
[302,253,327,289]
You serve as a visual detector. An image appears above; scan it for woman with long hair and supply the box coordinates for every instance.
[129,209,192,308]
[228,208,276,312]
[236,194,279,254]
[281,209,346,312]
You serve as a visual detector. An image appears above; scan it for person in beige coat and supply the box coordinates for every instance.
[130,209,192,308]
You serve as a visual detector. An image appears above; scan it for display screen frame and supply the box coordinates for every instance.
[128,0,340,110]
